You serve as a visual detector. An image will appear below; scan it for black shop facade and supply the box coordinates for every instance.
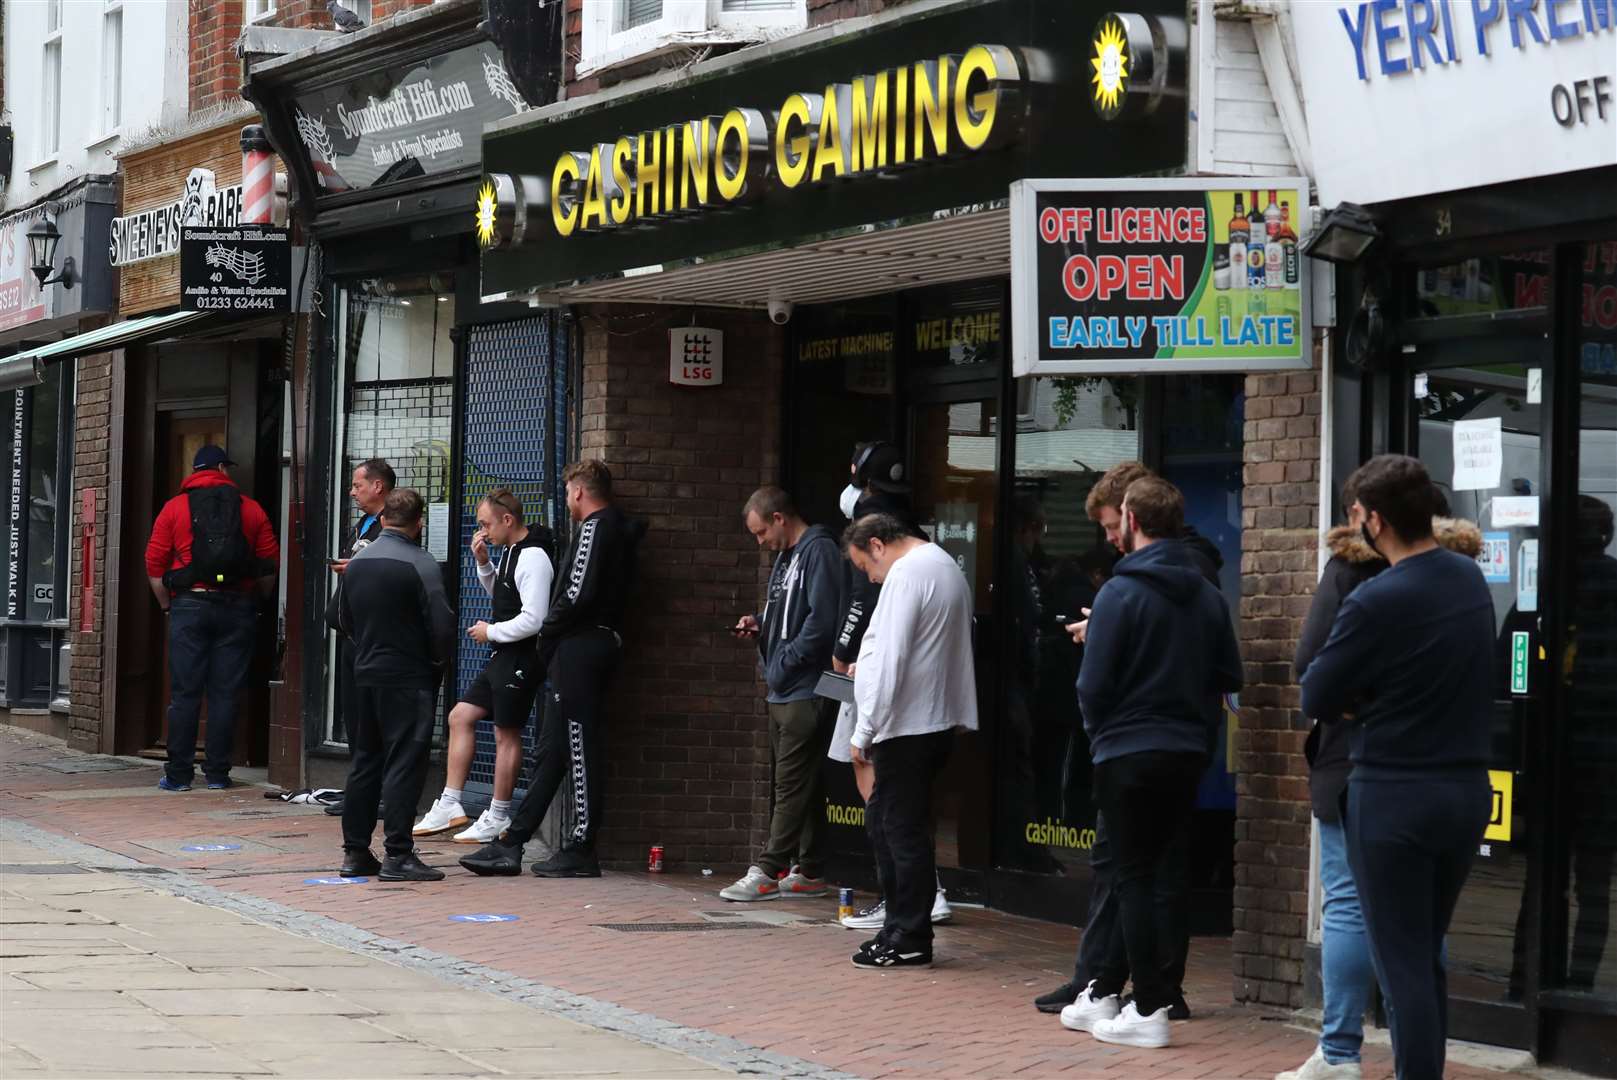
[477,0,1314,925]
[242,0,574,797]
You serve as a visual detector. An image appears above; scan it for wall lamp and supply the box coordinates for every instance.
[1300,202,1380,265]
[26,217,76,289]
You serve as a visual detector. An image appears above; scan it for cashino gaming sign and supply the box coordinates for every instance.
[477,0,1189,296]
[1011,178,1314,375]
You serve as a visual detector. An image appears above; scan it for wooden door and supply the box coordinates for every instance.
[147,415,228,755]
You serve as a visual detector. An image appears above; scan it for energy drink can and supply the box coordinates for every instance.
[648,844,664,873]
[838,887,854,921]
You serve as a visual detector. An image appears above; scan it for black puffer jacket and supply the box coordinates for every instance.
[1295,516,1481,821]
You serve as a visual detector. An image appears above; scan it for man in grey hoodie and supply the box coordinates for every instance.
[723,486,847,901]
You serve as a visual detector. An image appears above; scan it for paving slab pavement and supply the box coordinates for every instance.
[0,726,1596,1079]
[0,832,730,1078]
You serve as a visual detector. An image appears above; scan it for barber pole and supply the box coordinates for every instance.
[240,125,275,225]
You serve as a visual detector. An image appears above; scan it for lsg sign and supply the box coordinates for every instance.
[670,327,724,386]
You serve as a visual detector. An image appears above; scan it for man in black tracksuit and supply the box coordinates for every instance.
[324,458,393,814]
[1301,455,1493,1080]
[331,488,456,882]
[461,460,644,879]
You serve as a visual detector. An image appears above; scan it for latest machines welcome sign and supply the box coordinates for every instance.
[1011,178,1313,375]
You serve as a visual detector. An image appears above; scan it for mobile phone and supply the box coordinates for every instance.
[730,622,758,635]
[326,558,343,566]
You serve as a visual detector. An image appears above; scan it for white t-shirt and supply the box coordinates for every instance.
[852,542,979,748]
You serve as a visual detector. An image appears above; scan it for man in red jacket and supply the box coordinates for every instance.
[146,445,279,791]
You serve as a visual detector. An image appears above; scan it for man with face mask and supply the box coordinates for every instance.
[827,442,953,931]
[1299,455,1493,1080]
[1074,477,1243,1049]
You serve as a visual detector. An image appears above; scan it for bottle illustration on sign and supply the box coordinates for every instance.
[1279,202,1300,289]
[1265,190,1284,290]
[1247,190,1267,291]
[1227,193,1248,292]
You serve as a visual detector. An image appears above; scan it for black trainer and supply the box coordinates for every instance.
[459,841,524,876]
[339,848,381,878]
[1035,980,1080,1013]
[530,848,601,878]
[1167,993,1192,1021]
[378,852,445,882]
[851,941,932,969]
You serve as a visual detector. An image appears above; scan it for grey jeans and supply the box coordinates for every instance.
[758,697,836,879]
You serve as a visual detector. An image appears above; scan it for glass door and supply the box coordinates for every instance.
[1404,331,1550,1048]
[907,386,998,885]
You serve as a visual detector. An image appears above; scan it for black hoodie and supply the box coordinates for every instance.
[1077,538,1243,764]
[833,491,927,665]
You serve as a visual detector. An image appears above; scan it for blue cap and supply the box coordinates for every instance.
[193,445,235,470]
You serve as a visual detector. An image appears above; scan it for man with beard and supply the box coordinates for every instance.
[1071,477,1241,1049]
[1038,461,1220,1024]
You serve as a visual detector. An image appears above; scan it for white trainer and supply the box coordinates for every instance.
[411,800,468,837]
[719,865,780,902]
[452,810,510,844]
[840,898,886,930]
[1059,980,1121,1032]
[1276,1048,1362,1080]
[931,889,953,924]
[1091,1002,1171,1049]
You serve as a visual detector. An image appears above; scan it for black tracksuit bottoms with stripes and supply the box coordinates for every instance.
[504,629,620,852]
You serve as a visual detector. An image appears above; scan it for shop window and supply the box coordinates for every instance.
[1413,252,1554,317]
[25,368,61,623]
[325,278,456,745]
[908,280,1005,369]
[1001,374,1141,873]
[579,0,805,78]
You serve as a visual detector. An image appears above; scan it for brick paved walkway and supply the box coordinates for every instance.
[0,728,1539,1079]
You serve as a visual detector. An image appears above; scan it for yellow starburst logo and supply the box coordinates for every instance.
[475,179,498,248]
[1091,18,1129,119]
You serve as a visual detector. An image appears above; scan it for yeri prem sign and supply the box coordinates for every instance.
[1293,0,1616,205]
[1011,178,1313,375]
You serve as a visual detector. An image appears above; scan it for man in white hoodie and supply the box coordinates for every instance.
[844,512,978,969]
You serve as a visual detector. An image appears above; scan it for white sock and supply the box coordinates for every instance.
[440,788,463,809]
[490,798,511,820]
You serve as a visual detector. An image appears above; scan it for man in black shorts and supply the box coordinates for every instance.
[460,460,643,879]
[413,490,554,845]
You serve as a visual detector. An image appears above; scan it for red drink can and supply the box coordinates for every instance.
[648,844,664,873]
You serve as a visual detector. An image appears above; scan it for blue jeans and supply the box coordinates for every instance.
[1318,818,1375,1065]
[164,592,257,785]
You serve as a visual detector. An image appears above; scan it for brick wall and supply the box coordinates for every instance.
[807,0,909,27]
[1232,365,1322,1008]
[576,307,783,870]
[190,0,434,113]
[68,354,116,754]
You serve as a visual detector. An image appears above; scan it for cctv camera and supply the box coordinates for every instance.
[768,299,794,325]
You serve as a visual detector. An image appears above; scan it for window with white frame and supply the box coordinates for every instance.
[245,0,276,22]
[42,3,64,160]
[102,1,124,134]
[580,0,805,77]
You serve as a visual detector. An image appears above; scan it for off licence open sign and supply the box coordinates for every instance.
[1010,178,1313,375]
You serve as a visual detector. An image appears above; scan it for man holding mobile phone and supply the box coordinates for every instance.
[720,486,845,903]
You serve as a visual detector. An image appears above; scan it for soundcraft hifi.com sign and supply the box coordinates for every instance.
[1011,178,1313,375]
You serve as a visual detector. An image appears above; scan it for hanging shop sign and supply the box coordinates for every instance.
[179,225,292,314]
[480,0,1189,295]
[1010,178,1313,376]
[109,169,244,268]
[669,326,724,386]
[1293,0,1616,206]
[289,41,530,197]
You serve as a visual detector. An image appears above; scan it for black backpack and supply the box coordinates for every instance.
[167,486,254,589]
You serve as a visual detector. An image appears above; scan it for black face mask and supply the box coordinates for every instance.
[1361,522,1381,558]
